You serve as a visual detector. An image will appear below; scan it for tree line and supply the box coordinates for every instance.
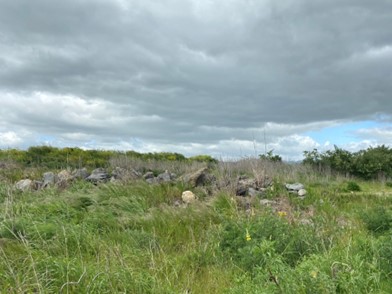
[1,145,391,180]
[303,145,392,180]
[0,146,217,169]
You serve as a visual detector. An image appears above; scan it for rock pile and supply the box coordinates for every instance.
[143,170,176,184]
[285,183,307,197]
[236,175,272,197]
[179,167,215,188]
[14,167,142,191]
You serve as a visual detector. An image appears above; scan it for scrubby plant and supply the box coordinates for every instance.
[345,181,361,192]
[361,206,392,234]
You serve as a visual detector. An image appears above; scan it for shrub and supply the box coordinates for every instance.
[345,181,361,192]
[361,206,392,234]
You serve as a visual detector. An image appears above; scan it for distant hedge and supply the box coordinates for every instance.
[0,146,217,169]
[303,145,392,180]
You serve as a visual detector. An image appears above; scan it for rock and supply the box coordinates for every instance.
[260,199,277,206]
[181,167,211,187]
[145,177,157,184]
[15,179,33,191]
[299,219,313,226]
[248,187,258,197]
[247,187,267,197]
[43,172,57,187]
[298,189,307,197]
[143,172,155,180]
[236,177,257,196]
[173,199,182,207]
[56,170,73,189]
[112,167,140,182]
[236,186,248,196]
[58,170,73,182]
[33,180,43,190]
[72,168,90,180]
[182,190,196,204]
[285,183,305,192]
[86,168,110,183]
[156,170,172,183]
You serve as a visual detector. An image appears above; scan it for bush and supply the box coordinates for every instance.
[361,206,392,234]
[345,181,361,192]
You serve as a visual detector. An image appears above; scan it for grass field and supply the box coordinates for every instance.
[0,159,391,293]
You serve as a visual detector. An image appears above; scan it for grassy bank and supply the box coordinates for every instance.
[0,159,391,293]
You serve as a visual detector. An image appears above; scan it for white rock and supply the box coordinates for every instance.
[298,189,307,196]
[181,190,196,204]
[15,179,33,191]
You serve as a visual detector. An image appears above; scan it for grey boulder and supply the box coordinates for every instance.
[43,172,57,187]
[285,183,305,192]
[86,168,110,183]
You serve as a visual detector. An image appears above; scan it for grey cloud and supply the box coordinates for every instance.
[1,0,392,157]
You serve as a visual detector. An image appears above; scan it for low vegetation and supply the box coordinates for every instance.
[0,146,391,293]
[303,145,392,180]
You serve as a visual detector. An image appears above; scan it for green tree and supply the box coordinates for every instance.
[259,150,282,162]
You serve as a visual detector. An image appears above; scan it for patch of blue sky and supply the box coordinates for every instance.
[35,135,58,145]
[305,120,380,146]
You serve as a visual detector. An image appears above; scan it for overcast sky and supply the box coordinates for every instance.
[1,0,391,160]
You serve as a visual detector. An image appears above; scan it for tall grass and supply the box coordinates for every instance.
[0,158,391,293]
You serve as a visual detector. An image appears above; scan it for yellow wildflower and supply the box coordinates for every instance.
[310,270,318,279]
[277,211,287,217]
[245,229,251,241]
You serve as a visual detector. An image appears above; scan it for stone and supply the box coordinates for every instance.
[181,167,210,187]
[112,167,140,182]
[15,179,33,191]
[236,186,248,196]
[299,219,313,226]
[72,168,90,180]
[86,168,110,183]
[43,172,57,187]
[32,180,43,190]
[173,199,182,207]
[156,170,172,183]
[248,187,258,197]
[145,177,157,184]
[247,187,267,197]
[285,183,305,192]
[58,170,73,182]
[143,172,155,180]
[182,190,196,204]
[298,189,307,197]
[236,177,257,196]
[260,199,277,206]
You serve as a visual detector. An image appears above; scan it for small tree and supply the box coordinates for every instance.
[259,150,282,162]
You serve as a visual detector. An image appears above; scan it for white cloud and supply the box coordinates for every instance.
[0,131,23,147]
[354,127,392,144]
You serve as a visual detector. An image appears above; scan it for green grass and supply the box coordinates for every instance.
[0,164,392,293]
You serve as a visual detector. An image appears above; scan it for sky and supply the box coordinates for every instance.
[0,0,392,160]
